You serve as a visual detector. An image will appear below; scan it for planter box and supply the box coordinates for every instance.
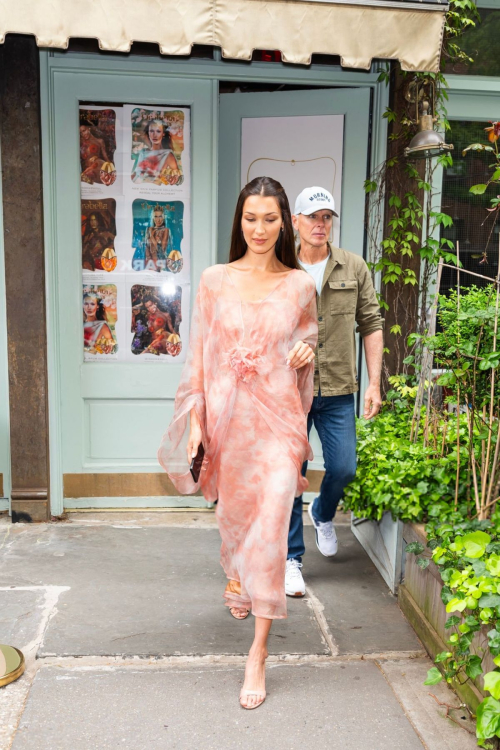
[351,511,404,594]
[399,523,494,712]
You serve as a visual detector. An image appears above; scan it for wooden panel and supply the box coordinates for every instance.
[306,469,324,493]
[64,473,202,498]
[0,36,50,520]
[402,522,494,700]
[64,470,323,498]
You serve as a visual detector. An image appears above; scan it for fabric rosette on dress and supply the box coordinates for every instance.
[222,346,273,387]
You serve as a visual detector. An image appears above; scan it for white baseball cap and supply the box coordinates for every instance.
[294,186,338,218]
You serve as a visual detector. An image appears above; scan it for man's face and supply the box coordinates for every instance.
[292,210,334,248]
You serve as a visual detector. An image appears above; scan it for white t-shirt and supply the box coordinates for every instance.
[298,254,329,295]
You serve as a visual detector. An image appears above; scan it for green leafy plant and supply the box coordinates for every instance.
[428,286,500,521]
[343,376,470,523]
[407,522,500,746]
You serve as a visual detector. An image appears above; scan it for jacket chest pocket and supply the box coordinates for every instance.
[329,280,357,315]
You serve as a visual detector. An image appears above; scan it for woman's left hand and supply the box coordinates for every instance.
[286,341,315,370]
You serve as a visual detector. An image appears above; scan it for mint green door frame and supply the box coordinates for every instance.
[446,75,500,120]
[219,87,372,258]
[40,51,387,513]
[219,87,372,475]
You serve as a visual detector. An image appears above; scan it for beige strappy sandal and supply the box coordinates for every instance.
[239,689,266,710]
[225,579,250,620]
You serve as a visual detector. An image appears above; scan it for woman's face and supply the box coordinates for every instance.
[241,195,283,256]
[80,126,90,140]
[89,215,98,230]
[83,297,98,319]
[149,122,164,148]
[153,210,164,227]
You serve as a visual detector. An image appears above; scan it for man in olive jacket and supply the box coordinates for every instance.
[285,186,384,597]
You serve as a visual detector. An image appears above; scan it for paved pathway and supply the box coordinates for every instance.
[0,512,477,749]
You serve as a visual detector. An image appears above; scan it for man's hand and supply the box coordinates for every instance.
[363,329,383,419]
[363,383,382,419]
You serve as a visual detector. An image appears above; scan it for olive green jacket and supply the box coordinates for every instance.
[309,245,384,397]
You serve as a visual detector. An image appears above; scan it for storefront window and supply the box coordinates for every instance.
[444,9,500,76]
[440,119,499,294]
[79,103,191,361]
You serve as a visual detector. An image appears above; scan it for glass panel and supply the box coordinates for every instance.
[79,102,191,361]
[444,9,500,76]
[440,119,499,294]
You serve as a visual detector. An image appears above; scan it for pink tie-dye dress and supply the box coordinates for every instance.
[158,264,318,619]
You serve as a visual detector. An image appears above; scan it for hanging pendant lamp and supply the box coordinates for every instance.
[404,79,454,160]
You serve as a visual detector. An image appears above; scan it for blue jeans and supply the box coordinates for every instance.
[288,393,357,562]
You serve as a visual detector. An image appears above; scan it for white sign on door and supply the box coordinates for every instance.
[241,114,344,247]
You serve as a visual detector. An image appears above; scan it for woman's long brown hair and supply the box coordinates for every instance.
[229,176,299,270]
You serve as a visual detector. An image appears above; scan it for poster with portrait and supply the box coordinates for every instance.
[127,282,188,363]
[79,102,191,361]
[123,105,191,199]
[128,107,185,187]
[80,106,124,197]
[81,199,117,272]
[83,283,119,360]
[131,199,184,274]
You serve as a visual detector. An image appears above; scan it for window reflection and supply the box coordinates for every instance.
[440,120,499,293]
[445,9,500,77]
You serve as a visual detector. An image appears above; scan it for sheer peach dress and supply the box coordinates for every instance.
[158,264,318,619]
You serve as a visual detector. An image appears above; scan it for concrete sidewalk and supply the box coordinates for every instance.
[0,512,477,750]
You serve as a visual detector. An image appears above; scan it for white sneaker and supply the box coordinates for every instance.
[285,558,306,597]
[308,499,338,557]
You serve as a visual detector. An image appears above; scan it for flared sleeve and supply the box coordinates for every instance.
[290,274,318,415]
[157,277,207,495]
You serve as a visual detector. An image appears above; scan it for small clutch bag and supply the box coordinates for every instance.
[190,443,205,483]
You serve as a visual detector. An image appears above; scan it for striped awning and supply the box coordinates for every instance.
[0,0,447,72]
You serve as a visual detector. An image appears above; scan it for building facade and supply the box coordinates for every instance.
[0,0,478,520]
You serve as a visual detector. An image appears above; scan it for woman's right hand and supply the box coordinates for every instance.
[186,408,202,465]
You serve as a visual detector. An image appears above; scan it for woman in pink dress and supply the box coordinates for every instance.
[158,177,317,709]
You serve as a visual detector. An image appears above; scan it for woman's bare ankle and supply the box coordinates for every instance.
[248,643,268,661]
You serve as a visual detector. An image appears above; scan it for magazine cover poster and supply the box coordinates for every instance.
[81,199,117,272]
[123,105,190,198]
[130,107,185,187]
[80,106,124,196]
[131,199,184,274]
[129,282,186,361]
[83,283,118,360]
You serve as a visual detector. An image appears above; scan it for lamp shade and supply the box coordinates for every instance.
[405,126,454,159]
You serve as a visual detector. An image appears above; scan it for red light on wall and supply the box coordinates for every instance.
[258,50,282,63]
